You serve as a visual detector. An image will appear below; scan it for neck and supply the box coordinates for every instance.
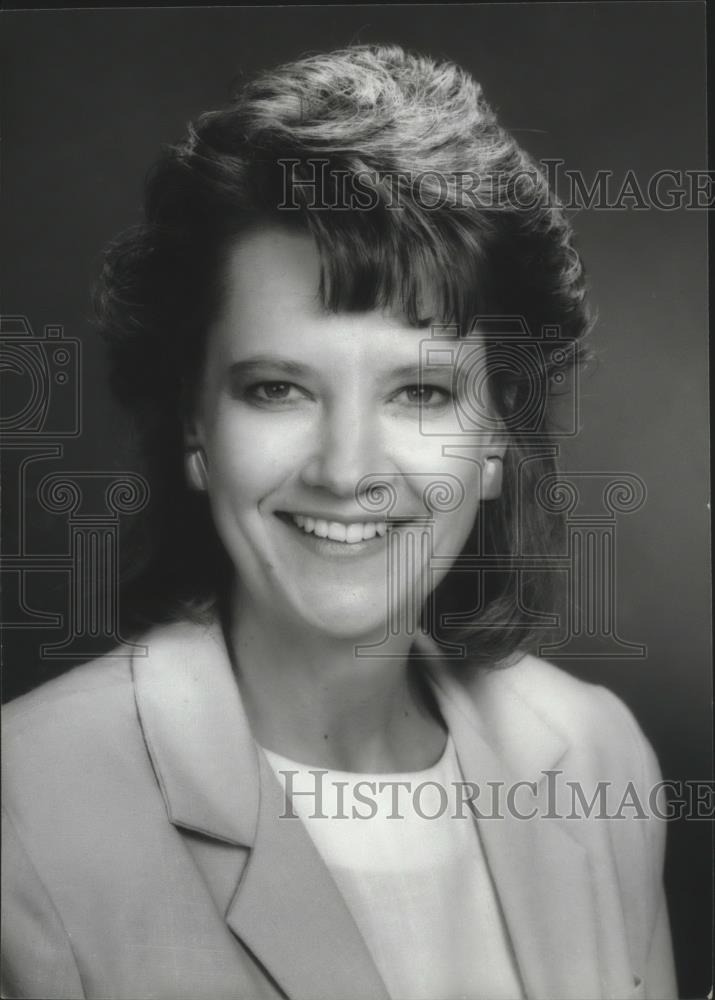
[226,597,446,773]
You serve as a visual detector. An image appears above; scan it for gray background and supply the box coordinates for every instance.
[1,4,710,994]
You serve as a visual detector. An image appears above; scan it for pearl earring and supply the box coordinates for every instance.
[483,455,503,499]
[185,447,208,491]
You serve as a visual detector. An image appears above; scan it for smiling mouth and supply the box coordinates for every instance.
[277,512,387,544]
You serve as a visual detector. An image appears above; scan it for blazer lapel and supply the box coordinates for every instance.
[225,750,390,1000]
[132,618,389,1000]
[424,658,605,1000]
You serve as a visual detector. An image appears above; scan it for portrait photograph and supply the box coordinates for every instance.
[1,4,711,999]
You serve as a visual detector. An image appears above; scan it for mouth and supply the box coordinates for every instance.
[283,512,386,541]
[274,511,392,557]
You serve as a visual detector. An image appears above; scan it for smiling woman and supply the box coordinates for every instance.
[189,225,496,645]
[1,44,677,1000]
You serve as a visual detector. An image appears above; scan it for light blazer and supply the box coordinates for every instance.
[2,618,677,1000]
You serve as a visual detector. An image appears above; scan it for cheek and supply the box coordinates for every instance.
[204,408,310,506]
[438,465,482,547]
[388,427,483,511]
[404,441,483,549]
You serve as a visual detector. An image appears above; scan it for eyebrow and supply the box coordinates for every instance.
[227,356,456,380]
[228,357,311,378]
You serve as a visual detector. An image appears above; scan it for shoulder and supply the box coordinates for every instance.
[452,652,663,788]
[1,638,180,905]
[1,647,146,823]
[2,619,203,754]
[499,653,645,728]
[447,654,669,873]
[3,649,135,753]
[515,653,660,770]
[1,619,219,812]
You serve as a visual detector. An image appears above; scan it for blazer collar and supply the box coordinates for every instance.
[132,616,259,845]
[132,618,606,1000]
[131,619,569,847]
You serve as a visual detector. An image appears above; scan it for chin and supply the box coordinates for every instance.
[284,588,404,643]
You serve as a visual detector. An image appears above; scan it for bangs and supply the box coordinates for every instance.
[305,208,494,333]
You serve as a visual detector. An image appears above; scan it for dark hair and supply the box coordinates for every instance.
[94,43,592,664]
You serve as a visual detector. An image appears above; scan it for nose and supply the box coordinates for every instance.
[300,398,383,498]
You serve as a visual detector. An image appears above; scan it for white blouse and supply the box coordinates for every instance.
[263,734,524,1000]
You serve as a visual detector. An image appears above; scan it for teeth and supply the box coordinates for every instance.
[346,524,363,543]
[327,521,347,542]
[287,514,387,543]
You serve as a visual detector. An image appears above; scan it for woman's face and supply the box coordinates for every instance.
[192,224,503,639]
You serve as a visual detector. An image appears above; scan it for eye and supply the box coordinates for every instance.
[393,384,452,409]
[245,381,309,406]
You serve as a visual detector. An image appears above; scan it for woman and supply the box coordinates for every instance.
[1,44,677,1000]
